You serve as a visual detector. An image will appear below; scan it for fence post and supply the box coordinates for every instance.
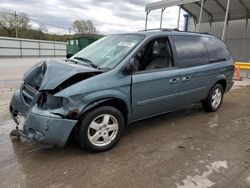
[38,41,41,57]
[20,39,22,58]
[54,42,56,57]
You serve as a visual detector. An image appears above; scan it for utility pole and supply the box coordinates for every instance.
[69,27,71,35]
[14,11,18,38]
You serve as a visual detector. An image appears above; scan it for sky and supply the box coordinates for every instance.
[0,0,186,35]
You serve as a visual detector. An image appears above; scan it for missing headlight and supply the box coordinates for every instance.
[37,92,68,109]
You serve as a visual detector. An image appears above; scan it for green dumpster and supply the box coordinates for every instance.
[66,36,101,58]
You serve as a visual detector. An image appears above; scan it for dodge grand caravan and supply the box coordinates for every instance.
[9,30,234,152]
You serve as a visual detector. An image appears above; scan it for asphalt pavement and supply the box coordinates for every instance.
[1,58,250,188]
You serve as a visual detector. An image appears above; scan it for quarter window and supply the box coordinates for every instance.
[172,36,208,68]
[203,37,231,63]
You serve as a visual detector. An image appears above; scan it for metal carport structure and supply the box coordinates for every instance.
[145,0,250,61]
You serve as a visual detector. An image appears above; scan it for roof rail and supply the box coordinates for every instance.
[138,28,179,32]
[162,28,179,31]
[138,28,211,36]
[176,30,211,35]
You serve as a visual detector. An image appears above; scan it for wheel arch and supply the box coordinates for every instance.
[203,77,227,102]
[215,79,227,91]
[211,74,227,91]
[78,97,129,126]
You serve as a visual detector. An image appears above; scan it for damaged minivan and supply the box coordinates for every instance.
[10,30,234,152]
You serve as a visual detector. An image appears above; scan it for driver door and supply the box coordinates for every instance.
[131,37,180,121]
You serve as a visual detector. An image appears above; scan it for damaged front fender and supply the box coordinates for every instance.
[53,87,131,121]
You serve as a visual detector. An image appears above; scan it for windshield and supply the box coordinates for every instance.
[71,34,144,69]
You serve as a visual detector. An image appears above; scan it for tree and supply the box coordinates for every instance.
[72,20,97,35]
[0,10,30,37]
[38,22,48,33]
[37,22,48,39]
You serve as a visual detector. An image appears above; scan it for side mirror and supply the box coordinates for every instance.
[123,58,136,75]
[66,53,73,59]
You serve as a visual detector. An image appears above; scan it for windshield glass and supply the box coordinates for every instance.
[71,34,144,69]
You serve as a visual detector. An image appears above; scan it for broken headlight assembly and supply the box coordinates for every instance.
[37,92,68,110]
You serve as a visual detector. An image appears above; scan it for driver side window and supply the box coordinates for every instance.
[134,37,173,72]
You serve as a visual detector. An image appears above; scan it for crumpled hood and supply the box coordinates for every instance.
[23,59,101,91]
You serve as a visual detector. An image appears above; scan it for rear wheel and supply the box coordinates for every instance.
[202,84,224,112]
[76,106,125,152]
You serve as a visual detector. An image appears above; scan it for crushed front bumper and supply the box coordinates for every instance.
[10,106,77,148]
[22,112,77,147]
[10,87,78,148]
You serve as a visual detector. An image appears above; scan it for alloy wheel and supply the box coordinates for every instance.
[87,114,119,147]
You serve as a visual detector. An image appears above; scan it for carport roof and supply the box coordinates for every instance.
[145,0,250,40]
[145,0,250,23]
[182,0,250,23]
[146,0,250,23]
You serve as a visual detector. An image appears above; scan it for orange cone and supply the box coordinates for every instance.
[235,65,241,81]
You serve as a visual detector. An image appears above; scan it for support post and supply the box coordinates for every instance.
[197,0,204,32]
[222,0,230,41]
[145,11,150,30]
[177,5,182,29]
[241,19,248,60]
[209,22,212,33]
[160,8,165,29]
[194,18,197,32]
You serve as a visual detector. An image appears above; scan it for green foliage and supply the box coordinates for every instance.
[0,27,103,42]
[0,11,30,37]
[72,20,97,34]
[0,11,102,42]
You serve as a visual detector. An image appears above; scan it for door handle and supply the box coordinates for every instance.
[182,76,191,82]
[169,78,180,84]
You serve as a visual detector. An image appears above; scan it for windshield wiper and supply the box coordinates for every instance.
[66,58,78,64]
[73,57,99,69]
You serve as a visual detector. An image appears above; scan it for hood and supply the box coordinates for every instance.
[23,59,102,91]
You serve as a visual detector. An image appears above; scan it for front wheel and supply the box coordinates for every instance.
[76,106,125,152]
[202,84,224,112]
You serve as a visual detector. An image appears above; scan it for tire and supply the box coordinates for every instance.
[202,84,224,112]
[76,106,125,152]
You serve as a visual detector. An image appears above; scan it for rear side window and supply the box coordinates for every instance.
[172,36,208,68]
[203,37,231,63]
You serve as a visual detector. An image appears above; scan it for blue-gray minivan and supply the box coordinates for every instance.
[9,30,234,152]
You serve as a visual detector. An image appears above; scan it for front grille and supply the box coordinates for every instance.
[22,83,38,105]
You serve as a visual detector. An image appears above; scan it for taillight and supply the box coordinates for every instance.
[233,64,235,72]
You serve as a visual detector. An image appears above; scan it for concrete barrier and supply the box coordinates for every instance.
[0,37,66,58]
